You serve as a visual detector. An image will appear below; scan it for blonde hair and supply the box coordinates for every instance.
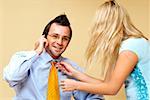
[86,0,147,77]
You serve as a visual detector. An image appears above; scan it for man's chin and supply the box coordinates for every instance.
[52,55,61,59]
[52,52,62,58]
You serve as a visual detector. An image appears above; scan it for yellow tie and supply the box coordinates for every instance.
[47,61,60,100]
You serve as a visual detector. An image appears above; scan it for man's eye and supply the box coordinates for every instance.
[63,37,70,41]
[52,35,58,38]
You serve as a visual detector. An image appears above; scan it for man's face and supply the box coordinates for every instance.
[46,23,71,58]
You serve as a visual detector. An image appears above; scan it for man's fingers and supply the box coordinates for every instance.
[44,41,49,48]
[34,41,39,50]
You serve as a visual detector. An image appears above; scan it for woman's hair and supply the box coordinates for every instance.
[86,0,147,76]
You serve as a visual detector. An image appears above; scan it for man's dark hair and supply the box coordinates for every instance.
[42,14,72,39]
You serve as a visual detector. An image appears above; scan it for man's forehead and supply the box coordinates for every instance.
[48,23,71,37]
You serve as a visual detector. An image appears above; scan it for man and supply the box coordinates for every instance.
[3,14,104,100]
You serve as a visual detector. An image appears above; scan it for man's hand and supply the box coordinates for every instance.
[34,35,48,55]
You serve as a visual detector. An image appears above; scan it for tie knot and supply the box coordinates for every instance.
[51,61,57,66]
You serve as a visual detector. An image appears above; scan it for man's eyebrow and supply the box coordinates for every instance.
[48,34,70,38]
[64,36,71,39]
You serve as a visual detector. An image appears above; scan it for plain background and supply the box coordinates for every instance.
[0,0,149,100]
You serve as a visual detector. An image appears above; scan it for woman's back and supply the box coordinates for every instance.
[120,38,150,100]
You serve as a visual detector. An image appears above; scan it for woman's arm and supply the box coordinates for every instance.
[60,50,138,95]
[74,70,104,84]
[58,62,103,84]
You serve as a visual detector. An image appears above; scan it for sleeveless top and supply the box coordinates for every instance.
[119,38,150,100]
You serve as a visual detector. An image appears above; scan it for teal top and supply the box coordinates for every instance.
[119,38,150,100]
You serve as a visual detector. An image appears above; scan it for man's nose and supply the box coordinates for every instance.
[57,38,63,45]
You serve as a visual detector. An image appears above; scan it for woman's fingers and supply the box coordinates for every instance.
[56,64,66,72]
[60,80,67,91]
[60,79,77,92]
[60,62,73,72]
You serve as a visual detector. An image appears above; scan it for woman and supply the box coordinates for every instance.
[57,0,150,99]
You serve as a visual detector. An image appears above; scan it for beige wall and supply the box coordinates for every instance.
[0,0,149,100]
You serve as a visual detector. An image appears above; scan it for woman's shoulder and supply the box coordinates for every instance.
[120,37,150,58]
[121,37,149,48]
[122,37,148,44]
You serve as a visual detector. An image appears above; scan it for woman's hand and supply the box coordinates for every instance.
[34,35,48,55]
[60,79,78,92]
[56,61,78,77]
